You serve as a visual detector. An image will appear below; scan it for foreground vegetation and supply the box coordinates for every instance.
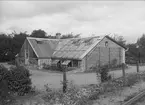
[0,64,32,105]
[40,71,145,105]
[1,64,145,105]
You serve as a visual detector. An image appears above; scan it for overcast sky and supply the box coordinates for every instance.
[0,1,145,43]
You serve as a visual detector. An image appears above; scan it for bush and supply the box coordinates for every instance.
[7,66,32,95]
[0,65,32,96]
[43,83,92,105]
[125,73,140,87]
[0,65,13,104]
[99,65,111,82]
[0,64,9,80]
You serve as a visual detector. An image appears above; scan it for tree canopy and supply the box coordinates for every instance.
[125,33,145,63]
[30,29,47,38]
[110,34,126,46]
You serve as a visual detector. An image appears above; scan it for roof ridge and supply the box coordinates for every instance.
[27,36,103,40]
[27,37,59,41]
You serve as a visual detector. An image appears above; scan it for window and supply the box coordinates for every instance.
[72,60,79,67]
[105,41,108,47]
[25,50,29,59]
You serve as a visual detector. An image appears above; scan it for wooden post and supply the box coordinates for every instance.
[63,66,67,93]
[119,48,121,65]
[136,61,139,73]
[99,47,101,66]
[122,63,126,86]
[85,55,87,71]
[109,48,110,68]
[96,65,101,85]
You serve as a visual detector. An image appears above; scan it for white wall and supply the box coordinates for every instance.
[38,59,51,69]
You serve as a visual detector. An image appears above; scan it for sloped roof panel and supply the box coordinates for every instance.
[27,36,104,60]
[28,38,58,58]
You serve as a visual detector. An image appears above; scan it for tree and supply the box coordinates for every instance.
[13,31,28,45]
[125,43,145,64]
[0,35,14,61]
[46,32,81,39]
[126,43,138,58]
[111,34,126,46]
[0,32,28,62]
[0,33,7,42]
[137,34,145,49]
[13,32,29,53]
[30,29,47,38]
[61,33,81,39]
[136,34,145,61]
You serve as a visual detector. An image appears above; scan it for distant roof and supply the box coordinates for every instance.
[26,35,126,60]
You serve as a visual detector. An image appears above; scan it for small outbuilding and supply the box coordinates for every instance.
[17,35,126,72]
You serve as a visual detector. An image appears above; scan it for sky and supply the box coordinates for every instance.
[0,1,145,43]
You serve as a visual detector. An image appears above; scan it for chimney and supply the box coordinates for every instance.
[56,33,61,39]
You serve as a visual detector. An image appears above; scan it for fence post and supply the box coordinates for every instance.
[136,61,139,73]
[62,66,67,93]
[122,63,126,86]
[96,65,101,85]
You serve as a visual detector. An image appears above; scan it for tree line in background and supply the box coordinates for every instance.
[126,34,145,64]
[0,29,145,63]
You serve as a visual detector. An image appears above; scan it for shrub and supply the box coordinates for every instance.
[0,65,32,96]
[7,66,32,95]
[0,64,9,80]
[99,65,111,82]
[43,83,92,105]
[0,65,13,105]
[125,73,140,87]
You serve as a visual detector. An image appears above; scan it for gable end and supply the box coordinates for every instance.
[105,36,127,49]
